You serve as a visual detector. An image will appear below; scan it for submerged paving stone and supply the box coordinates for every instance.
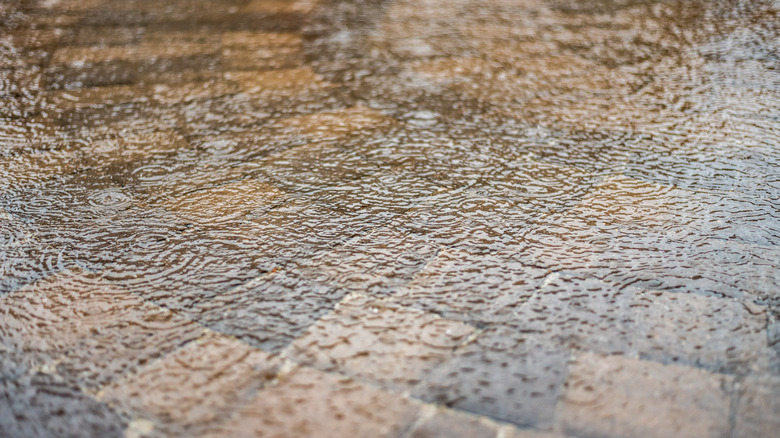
[559,352,733,438]
[242,199,393,259]
[300,225,440,296]
[192,270,345,353]
[395,248,546,325]
[387,190,533,252]
[630,290,768,373]
[0,269,203,388]
[0,241,72,296]
[0,209,32,250]
[48,79,241,110]
[275,106,395,141]
[101,227,276,315]
[207,365,421,438]
[286,293,475,390]
[159,177,287,225]
[100,332,282,434]
[221,31,303,71]
[226,67,332,95]
[414,327,570,428]
[733,375,780,438]
[503,429,568,438]
[510,273,637,355]
[0,369,126,438]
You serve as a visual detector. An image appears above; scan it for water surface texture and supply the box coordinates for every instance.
[2,0,780,437]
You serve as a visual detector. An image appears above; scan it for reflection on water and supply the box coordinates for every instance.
[1,0,779,436]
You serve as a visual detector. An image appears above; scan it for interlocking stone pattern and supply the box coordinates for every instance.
[1,0,779,437]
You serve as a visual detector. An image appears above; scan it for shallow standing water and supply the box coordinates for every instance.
[1,0,779,437]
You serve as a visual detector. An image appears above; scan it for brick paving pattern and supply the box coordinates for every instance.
[1,0,779,437]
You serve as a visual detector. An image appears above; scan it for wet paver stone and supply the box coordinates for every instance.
[1,0,779,437]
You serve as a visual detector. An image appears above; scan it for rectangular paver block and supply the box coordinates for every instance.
[207,365,422,438]
[395,248,546,325]
[1,366,126,438]
[0,269,203,387]
[286,293,475,390]
[193,269,346,353]
[733,375,780,438]
[160,177,286,225]
[414,327,570,428]
[631,289,768,373]
[226,67,331,95]
[300,226,440,296]
[221,31,302,71]
[100,332,282,433]
[559,352,733,438]
[511,273,638,355]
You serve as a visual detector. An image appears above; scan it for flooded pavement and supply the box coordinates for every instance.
[1,0,780,436]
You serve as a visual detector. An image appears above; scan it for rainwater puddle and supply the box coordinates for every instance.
[1,0,779,436]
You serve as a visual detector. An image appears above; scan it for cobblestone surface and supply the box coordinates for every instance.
[1,0,779,437]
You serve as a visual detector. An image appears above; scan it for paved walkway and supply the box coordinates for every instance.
[1,0,779,437]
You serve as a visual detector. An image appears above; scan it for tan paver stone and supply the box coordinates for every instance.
[222,32,302,48]
[568,174,683,227]
[383,189,536,252]
[485,160,598,214]
[207,365,422,438]
[188,127,304,161]
[256,141,380,193]
[239,199,381,258]
[160,177,287,224]
[221,31,302,71]
[222,46,302,71]
[411,56,498,83]
[74,129,191,170]
[559,352,733,438]
[0,269,203,387]
[300,226,440,296]
[733,375,780,438]
[631,290,768,372]
[509,273,637,355]
[148,80,242,105]
[411,53,612,105]
[0,152,66,193]
[407,407,500,438]
[275,105,394,141]
[139,29,222,46]
[312,172,442,216]
[241,0,320,14]
[395,248,545,325]
[51,41,218,67]
[0,363,128,438]
[100,332,282,431]
[413,327,571,428]
[226,67,331,94]
[286,294,475,390]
